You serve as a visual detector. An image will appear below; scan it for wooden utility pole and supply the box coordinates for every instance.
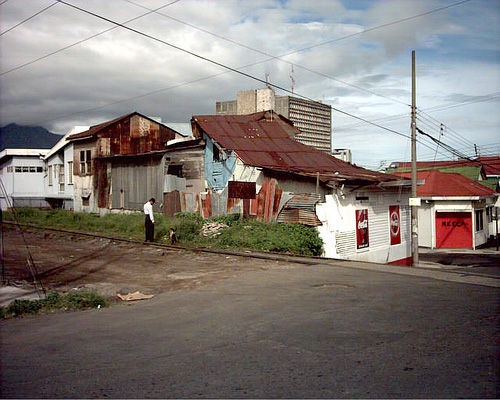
[411,50,419,266]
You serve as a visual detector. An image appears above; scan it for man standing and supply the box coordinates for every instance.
[144,198,155,242]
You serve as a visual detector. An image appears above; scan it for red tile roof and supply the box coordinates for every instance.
[391,156,500,176]
[394,170,497,197]
[192,111,401,184]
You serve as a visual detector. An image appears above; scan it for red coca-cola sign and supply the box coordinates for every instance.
[356,209,369,249]
[389,205,401,245]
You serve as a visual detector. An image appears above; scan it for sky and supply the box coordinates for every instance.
[0,0,499,169]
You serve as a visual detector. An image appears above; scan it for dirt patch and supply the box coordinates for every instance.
[2,226,300,299]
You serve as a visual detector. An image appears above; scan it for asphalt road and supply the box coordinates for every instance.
[1,262,499,398]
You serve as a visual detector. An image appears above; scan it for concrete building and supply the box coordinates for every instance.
[216,88,332,153]
[0,148,49,210]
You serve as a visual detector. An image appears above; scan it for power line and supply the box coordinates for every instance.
[45,0,415,142]
[122,0,410,107]
[0,0,471,110]
[0,0,182,76]
[416,127,472,160]
[0,1,58,37]
[0,0,10,6]
[278,0,473,57]
[417,109,474,147]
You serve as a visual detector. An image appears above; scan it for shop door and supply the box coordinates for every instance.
[435,211,472,248]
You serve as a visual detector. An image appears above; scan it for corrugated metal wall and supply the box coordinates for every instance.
[111,159,164,211]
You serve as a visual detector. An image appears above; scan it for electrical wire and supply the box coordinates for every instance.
[0,0,182,76]
[27,0,414,144]
[0,1,58,37]
[1,0,471,109]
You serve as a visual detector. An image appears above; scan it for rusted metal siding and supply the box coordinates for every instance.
[163,190,182,218]
[277,193,322,226]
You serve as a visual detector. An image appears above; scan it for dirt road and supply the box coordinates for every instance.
[4,226,301,298]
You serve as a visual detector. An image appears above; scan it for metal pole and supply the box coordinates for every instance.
[411,50,419,266]
[496,206,499,251]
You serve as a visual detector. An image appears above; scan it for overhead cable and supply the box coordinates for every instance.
[0,1,58,37]
[46,0,415,142]
[0,0,182,76]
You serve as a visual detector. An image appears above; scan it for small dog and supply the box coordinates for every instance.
[169,228,178,245]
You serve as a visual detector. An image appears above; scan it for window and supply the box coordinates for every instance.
[212,144,220,162]
[7,166,13,173]
[15,167,22,173]
[59,165,65,192]
[22,166,29,172]
[82,197,89,206]
[29,166,36,173]
[475,210,484,232]
[48,165,53,186]
[80,150,92,175]
[37,167,42,173]
[67,161,73,184]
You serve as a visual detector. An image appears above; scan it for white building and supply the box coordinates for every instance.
[43,126,89,210]
[0,148,49,210]
[395,170,498,249]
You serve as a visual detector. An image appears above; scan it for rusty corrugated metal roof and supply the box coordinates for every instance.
[67,111,179,141]
[192,111,398,184]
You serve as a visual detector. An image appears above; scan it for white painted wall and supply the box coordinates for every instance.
[316,187,412,264]
[0,152,47,210]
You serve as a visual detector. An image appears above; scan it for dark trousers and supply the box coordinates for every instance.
[145,215,154,242]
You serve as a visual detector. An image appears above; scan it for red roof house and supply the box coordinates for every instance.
[394,170,497,249]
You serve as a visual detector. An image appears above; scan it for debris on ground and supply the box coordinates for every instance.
[117,291,155,301]
[200,222,228,237]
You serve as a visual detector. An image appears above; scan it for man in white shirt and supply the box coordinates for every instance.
[144,198,155,242]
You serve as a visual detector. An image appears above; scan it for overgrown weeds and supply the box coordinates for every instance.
[0,291,108,319]
[6,208,323,256]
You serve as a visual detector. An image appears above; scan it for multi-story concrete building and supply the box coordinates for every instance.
[216,88,332,153]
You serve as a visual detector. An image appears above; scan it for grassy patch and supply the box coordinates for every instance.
[0,291,108,319]
[6,208,323,256]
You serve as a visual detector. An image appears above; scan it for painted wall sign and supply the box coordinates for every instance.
[435,211,472,248]
[356,209,369,249]
[389,205,401,245]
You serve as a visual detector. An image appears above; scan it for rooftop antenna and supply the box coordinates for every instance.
[265,73,271,89]
[290,65,295,94]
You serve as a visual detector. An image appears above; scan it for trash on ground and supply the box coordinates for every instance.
[117,291,154,301]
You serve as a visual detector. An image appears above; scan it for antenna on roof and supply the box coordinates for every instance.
[290,65,295,94]
[265,73,271,89]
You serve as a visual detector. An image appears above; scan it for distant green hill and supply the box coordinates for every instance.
[0,123,62,151]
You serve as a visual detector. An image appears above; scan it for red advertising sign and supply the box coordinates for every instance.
[389,205,401,245]
[356,209,369,249]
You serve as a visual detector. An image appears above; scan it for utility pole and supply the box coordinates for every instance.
[411,50,419,266]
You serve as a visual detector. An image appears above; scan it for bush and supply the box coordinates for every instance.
[0,291,108,319]
[216,220,323,256]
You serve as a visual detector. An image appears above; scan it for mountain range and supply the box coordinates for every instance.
[0,123,62,151]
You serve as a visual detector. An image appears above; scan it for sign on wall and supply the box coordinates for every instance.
[389,205,401,245]
[356,209,369,249]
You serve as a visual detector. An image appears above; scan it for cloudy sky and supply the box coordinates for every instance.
[0,0,498,169]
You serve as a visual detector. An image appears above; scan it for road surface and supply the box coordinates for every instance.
[1,258,498,398]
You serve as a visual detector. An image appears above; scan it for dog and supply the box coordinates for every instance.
[168,228,178,245]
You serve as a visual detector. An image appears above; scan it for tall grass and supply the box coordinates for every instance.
[6,208,323,256]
